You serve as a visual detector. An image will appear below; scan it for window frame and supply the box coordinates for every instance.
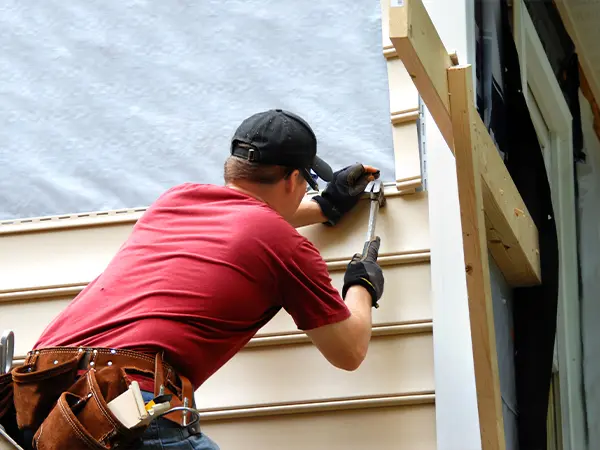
[513,2,584,449]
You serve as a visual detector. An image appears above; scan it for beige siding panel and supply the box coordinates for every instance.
[0,297,71,357]
[0,1,436,440]
[392,121,422,190]
[298,191,429,261]
[258,261,432,336]
[1,223,134,293]
[202,404,437,450]
[0,189,428,295]
[380,0,392,50]
[387,57,420,115]
[2,261,432,358]
[195,333,434,411]
[380,0,422,193]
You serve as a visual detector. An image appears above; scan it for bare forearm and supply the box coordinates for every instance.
[290,198,327,228]
[304,285,374,371]
[343,285,373,355]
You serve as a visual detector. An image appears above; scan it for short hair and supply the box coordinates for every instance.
[223,155,298,185]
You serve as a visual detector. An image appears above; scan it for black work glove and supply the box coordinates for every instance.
[341,237,384,308]
[312,163,380,226]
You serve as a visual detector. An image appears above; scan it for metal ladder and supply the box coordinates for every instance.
[0,330,22,450]
[0,426,22,450]
[0,330,13,377]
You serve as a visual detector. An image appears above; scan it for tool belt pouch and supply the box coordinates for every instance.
[11,354,81,432]
[32,366,147,450]
[0,372,15,424]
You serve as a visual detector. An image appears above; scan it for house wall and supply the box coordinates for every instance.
[576,90,600,450]
[0,185,436,449]
[0,1,492,448]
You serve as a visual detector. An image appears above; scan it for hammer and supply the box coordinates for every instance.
[361,179,386,258]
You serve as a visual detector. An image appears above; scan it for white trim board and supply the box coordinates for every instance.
[420,0,482,448]
[513,2,585,449]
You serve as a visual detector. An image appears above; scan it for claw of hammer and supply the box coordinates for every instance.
[361,180,386,258]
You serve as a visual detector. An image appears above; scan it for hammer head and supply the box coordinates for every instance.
[365,179,386,207]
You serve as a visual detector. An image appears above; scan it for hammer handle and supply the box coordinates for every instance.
[362,200,380,258]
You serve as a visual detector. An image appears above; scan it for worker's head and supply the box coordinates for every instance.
[224,109,333,220]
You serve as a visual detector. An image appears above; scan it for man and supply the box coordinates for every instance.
[14,109,385,449]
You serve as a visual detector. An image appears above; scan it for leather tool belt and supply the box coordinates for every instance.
[0,346,199,450]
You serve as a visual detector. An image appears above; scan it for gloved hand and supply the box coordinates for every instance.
[312,163,380,226]
[341,237,384,308]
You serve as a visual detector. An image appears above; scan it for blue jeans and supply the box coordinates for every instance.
[128,391,220,449]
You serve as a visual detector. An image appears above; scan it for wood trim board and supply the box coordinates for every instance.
[388,0,541,288]
[553,0,600,131]
[448,64,506,450]
[579,63,600,142]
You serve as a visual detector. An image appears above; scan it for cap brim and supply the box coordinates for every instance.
[301,155,333,191]
[311,155,333,183]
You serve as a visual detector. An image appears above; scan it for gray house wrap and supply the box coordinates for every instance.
[0,0,395,220]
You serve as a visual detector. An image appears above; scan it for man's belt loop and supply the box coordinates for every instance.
[24,350,39,368]
[154,351,191,427]
[154,351,165,397]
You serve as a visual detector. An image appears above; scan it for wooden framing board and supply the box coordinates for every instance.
[380,0,423,193]
[553,0,600,140]
[388,0,541,287]
[388,0,454,148]
[448,64,506,450]
[580,64,600,142]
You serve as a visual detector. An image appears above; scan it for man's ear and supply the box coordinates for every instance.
[284,169,302,192]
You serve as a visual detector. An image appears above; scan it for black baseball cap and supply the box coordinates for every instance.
[230,109,333,190]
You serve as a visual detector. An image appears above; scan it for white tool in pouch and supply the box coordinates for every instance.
[108,381,203,429]
[107,381,171,429]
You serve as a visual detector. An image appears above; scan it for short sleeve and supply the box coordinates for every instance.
[279,239,351,331]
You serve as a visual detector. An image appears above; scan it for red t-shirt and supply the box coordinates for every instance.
[34,183,351,389]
